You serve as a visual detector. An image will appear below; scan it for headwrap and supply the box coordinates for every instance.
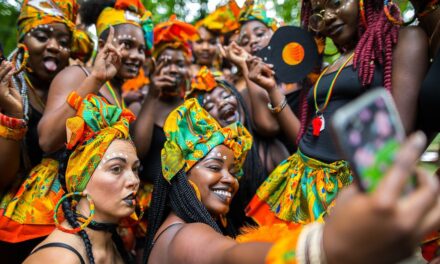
[195,0,241,34]
[161,98,252,182]
[186,66,225,104]
[238,2,278,31]
[153,15,199,59]
[96,0,154,55]
[65,94,135,193]
[17,0,93,62]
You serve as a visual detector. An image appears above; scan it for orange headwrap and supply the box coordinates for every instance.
[195,0,241,34]
[153,15,198,59]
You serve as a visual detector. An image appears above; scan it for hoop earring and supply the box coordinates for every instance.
[383,0,403,25]
[54,191,95,234]
[220,214,227,228]
[119,202,145,227]
[188,180,202,201]
[11,44,29,76]
[359,0,368,27]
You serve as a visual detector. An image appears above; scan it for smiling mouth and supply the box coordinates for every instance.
[212,189,232,203]
[220,105,238,123]
[124,63,140,74]
[328,24,343,36]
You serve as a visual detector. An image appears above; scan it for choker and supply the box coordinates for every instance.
[75,212,118,232]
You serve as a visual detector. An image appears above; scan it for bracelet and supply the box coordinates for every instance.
[0,124,27,141]
[268,96,287,114]
[66,91,83,110]
[0,113,27,129]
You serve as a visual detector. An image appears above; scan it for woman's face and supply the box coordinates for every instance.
[22,22,71,83]
[238,20,272,55]
[111,24,147,80]
[155,48,190,96]
[84,139,140,223]
[187,145,238,218]
[193,27,218,67]
[202,86,241,127]
[310,0,359,48]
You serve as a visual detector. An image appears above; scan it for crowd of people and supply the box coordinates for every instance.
[1,0,440,263]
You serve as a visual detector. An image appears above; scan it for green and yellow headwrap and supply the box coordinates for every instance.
[195,0,241,34]
[65,94,135,193]
[153,15,199,59]
[161,98,252,182]
[238,3,278,31]
[96,0,154,55]
[18,0,93,62]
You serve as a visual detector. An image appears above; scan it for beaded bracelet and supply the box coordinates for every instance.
[66,91,83,110]
[0,124,27,141]
[0,113,27,129]
[268,96,288,114]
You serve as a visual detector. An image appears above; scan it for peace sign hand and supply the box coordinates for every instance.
[0,61,23,118]
[91,26,124,83]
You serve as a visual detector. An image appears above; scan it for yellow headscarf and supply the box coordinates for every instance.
[96,0,154,55]
[65,94,135,192]
[17,0,93,62]
[195,0,241,34]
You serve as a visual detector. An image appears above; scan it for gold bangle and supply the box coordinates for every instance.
[0,124,27,141]
[267,96,287,114]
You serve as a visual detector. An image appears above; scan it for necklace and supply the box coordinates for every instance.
[105,81,126,109]
[312,52,355,137]
[24,73,46,112]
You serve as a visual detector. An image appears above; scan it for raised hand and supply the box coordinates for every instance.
[0,61,23,118]
[247,56,277,92]
[324,132,440,264]
[149,58,178,98]
[91,26,123,83]
[218,42,250,71]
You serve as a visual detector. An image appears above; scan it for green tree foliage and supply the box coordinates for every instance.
[0,1,20,56]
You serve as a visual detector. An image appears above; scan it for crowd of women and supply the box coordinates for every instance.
[1,0,440,263]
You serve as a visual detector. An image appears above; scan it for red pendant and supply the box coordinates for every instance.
[312,115,325,136]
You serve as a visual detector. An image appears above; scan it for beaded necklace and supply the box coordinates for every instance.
[24,73,46,111]
[312,52,354,137]
[8,48,30,121]
[105,81,126,109]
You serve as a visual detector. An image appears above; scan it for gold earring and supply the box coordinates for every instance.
[188,180,202,201]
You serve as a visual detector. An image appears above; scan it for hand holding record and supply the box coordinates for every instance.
[247,56,277,93]
[255,26,318,83]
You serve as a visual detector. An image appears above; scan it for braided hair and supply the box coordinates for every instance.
[57,149,134,264]
[144,169,237,262]
[296,0,400,141]
[57,150,95,264]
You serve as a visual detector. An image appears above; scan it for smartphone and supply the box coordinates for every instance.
[331,88,406,192]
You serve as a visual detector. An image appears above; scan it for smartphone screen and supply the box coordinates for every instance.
[331,88,405,192]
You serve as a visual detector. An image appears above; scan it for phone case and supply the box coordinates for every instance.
[331,88,405,192]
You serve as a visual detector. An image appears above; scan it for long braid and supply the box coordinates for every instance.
[144,170,226,262]
[296,80,312,144]
[57,150,95,264]
[353,0,400,91]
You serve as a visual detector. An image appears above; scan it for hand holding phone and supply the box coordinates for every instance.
[331,88,406,192]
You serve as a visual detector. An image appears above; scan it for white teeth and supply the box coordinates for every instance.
[213,190,232,198]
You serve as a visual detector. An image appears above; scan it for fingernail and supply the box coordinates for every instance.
[412,131,426,148]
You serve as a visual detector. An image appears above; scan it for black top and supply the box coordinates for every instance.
[24,106,44,169]
[299,65,383,162]
[140,124,166,183]
[417,52,440,136]
[30,242,85,264]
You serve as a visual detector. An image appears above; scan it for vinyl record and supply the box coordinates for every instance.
[255,26,318,83]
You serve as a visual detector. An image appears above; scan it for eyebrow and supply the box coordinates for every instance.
[204,157,225,163]
[253,26,267,32]
[104,157,127,164]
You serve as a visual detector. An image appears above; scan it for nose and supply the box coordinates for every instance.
[126,170,140,191]
[46,38,60,54]
[202,41,209,50]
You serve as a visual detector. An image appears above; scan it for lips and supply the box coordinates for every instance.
[122,192,136,207]
[123,62,140,75]
[327,24,344,36]
[43,57,58,72]
[219,104,238,124]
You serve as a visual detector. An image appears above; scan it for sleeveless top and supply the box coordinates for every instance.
[299,65,384,162]
[30,242,85,264]
[418,52,440,135]
[140,124,167,183]
[24,106,44,169]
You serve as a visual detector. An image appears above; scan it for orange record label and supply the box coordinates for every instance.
[282,42,305,65]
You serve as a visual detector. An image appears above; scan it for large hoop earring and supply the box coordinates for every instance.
[220,214,227,228]
[54,191,95,234]
[359,0,368,27]
[11,44,29,76]
[118,202,145,227]
[383,0,404,25]
[188,180,202,201]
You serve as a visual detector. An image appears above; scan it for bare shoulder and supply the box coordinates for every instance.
[169,223,236,264]
[396,26,429,50]
[50,65,87,90]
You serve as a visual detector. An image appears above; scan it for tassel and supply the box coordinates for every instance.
[312,116,322,136]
